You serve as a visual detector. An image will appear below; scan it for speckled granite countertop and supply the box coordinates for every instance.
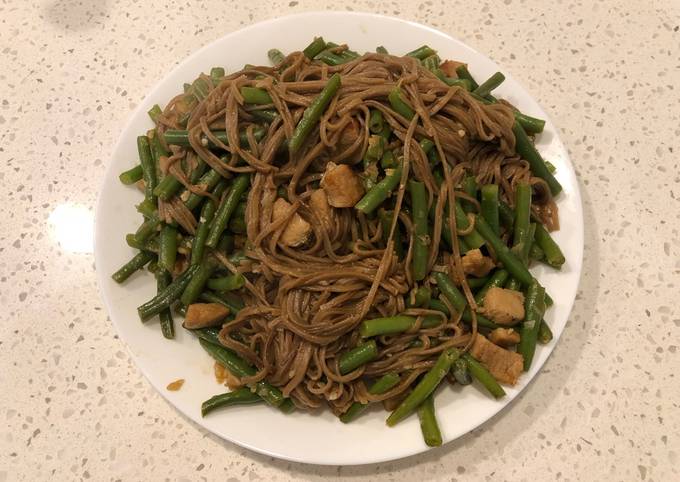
[1,1,679,480]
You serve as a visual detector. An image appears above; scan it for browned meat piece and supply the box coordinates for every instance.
[483,287,525,325]
[214,362,243,390]
[488,328,521,347]
[321,162,365,208]
[440,60,465,78]
[183,303,230,329]
[462,248,496,278]
[309,189,333,226]
[337,118,360,153]
[272,198,312,247]
[470,334,524,385]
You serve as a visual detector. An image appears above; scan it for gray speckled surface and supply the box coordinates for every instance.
[1,1,679,480]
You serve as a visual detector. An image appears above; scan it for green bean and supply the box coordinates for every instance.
[137,264,200,320]
[158,225,177,272]
[368,109,385,134]
[137,135,156,204]
[379,123,392,143]
[207,273,245,292]
[421,54,441,72]
[498,200,515,231]
[443,78,473,90]
[289,73,341,152]
[451,357,472,385]
[180,259,216,307]
[378,209,403,258]
[199,291,242,314]
[461,175,478,213]
[514,111,545,135]
[355,163,402,214]
[268,48,285,65]
[388,87,415,120]
[480,184,500,236]
[125,233,158,252]
[505,277,521,291]
[188,326,221,345]
[512,182,532,265]
[455,65,479,90]
[210,67,225,85]
[419,138,435,155]
[190,181,226,265]
[339,340,378,374]
[136,198,156,218]
[152,139,183,202]
[360,315,417,338]
[164,127,266,149]
[315,50,349,66]
[133,216,161,244]
[240,86,272,105]
[376,46,388,54]
[112,251,154,283]
[417,394,442,447]
[148,104,162,123]
[249,108,278,123]
[409,180,429,281]
[524,223,537,265]
[340,373,400,423]
[387,348,460,426]
[534,223,565,269]
[408,285,432,308]
[474,269,509,305]
[428,299,449,316]
[380,150,398,169]
[466,276,490,290]
[473,72,505,98]
[433,272,498,329]
[216,233,235,255]
[191,76,211,101]
[302,36,326,59]
[198,339,287,407]
[518,280,547,371]
[457,235,471,253]
[119,165,143,185]
[475,215,533,286]
[545,160,557,173]
[205,174,250,248]
[463,353,506,399]
[453,202,486,249]
[364,135,385,166]
[155,269,174,339]
[405,45,436,60]
[538,320,554,344]
[201,388,261,416]
[529,242,545,261]
[512,123,562,195]
[185,169,222,211]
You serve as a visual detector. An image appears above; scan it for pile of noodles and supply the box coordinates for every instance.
[153,49,558,414]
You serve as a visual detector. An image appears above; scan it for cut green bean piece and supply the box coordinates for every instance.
[180,259,216,307]
[164,127,266,149]
[137,264,200,320]
[205,174,251,248]
[514,111,545,135]
[368,109,385,134]
[475,215,533,286]
[464,353,506,399]
[119,165,143,185]
[339,340,378,374]
[451,357,472,385]
[455,65,479,90]
[518,280,547,371]
[387,348,460,426]
[409,180,429,281]
[148,104,162,123]
[302,36,326,59]
[512,123,562,195]
[210,67,225,85]
[340,373,400,423]
[474,269,509,305]
[360,315,417,338]
[538,320,553,344]
[137,135,156,204]
[289,73,341,152]
[240,86,272,105]
[355,163,402,214]
[201,388,261,416]
[112,251,154,283]
[156,269,174,339]
[534,223,565,269]
[480,184,500,236]
[417,394,442,447]
[473,72,505,98]
[388,87,415,120]
[268,48,285,65]
[376,46,388,54]
[158,225,177,272]
[207,274,245,292]
[405,45,436,60]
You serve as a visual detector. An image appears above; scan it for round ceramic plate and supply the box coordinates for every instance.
[95,11,583,466]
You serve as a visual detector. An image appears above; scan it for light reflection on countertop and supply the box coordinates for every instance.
[47,203,94,254]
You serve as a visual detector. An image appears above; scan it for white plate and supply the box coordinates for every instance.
[95,12,583,466]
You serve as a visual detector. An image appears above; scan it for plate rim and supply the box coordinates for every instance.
[94,10,584,466]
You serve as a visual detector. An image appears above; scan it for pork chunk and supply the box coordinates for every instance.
[483,287,525,325]
[184,303,230,329]
[272,198,312,247]
[488,328,521,347]
[321,162,365,208]
[462,248,496,278]
[470,334,524,385]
